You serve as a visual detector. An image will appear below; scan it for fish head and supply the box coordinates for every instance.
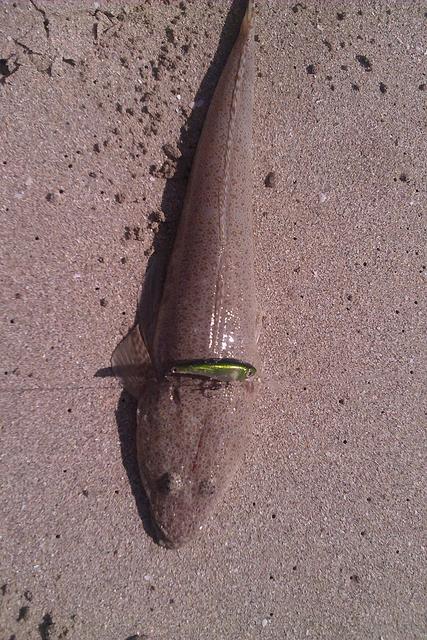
[136,378,254,548]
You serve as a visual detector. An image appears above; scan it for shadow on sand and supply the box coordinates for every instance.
[106,0,249,543]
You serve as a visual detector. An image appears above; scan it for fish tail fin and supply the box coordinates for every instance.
[241,0,255,37]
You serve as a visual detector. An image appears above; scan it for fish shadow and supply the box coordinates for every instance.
[110,0,250,541]
[115,389,158,539]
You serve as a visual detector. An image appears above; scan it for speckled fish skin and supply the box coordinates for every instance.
[112,0,257,548]
[137,377,255,548]
[152,0,257,374]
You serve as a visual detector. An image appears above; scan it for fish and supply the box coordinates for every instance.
[112,0,257,548]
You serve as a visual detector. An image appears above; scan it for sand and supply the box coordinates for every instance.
[1,1,426,638]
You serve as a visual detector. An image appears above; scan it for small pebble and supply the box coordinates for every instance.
[162,143,179,161]
[17,606,29,622]
[355,54,372,71]
[149,210,165,224]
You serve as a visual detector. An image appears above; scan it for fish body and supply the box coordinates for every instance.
[152,0,256,374]
[113,0,257,548]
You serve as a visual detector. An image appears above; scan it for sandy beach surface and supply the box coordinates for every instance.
[1,1,426,638]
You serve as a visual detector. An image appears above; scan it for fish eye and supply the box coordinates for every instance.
[157,472,182,495]
[199,479,216,497]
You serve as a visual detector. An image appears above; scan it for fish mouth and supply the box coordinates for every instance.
[151,519,184,550]
[149,506,201,549]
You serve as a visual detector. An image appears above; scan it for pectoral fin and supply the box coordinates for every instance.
[111,324,152,399]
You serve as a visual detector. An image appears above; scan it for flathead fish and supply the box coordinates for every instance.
[113,0,257,548]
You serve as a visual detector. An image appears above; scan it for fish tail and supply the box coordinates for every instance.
[241,0,255,37]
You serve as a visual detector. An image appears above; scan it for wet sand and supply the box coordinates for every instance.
[1,1,426,638]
